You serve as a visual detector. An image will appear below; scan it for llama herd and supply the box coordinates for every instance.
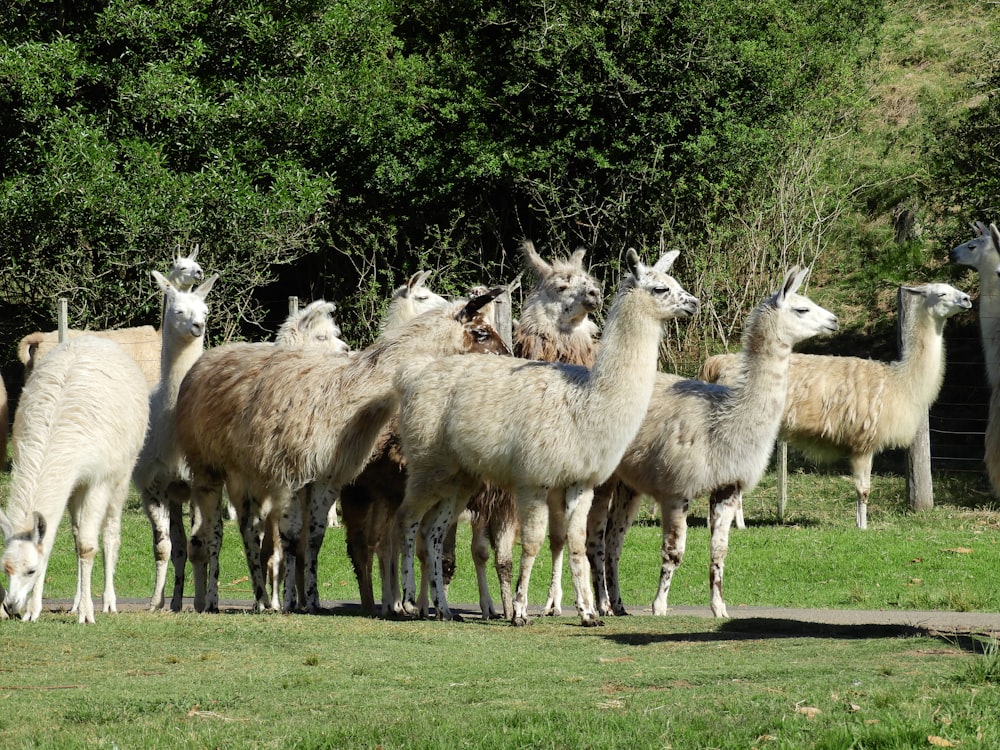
[0,222,995,625]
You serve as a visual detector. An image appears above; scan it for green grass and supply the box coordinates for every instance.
[3,464,1000,747]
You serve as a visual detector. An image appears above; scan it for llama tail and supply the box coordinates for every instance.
[17,332,47,367]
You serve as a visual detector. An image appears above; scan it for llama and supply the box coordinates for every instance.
[596,268,837,619]
[275,299,350,353]
[0,336,149,623]
[393,248,698,627]
[700,283,971,530]
[949,221,1000,496]
[949,222,1000,388]
[132,271,219,612]
[465,240,607,620]
[324,271,450,531]
[174,291,509,614]
[17,248,206,390]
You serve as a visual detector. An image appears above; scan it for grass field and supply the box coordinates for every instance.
[2,462,1000,748]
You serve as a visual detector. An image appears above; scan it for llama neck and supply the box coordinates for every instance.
[976,270,1000,388]
[894,310,945,406]
[584,289,664,438]
[723,309,792,439]
[160,335,204,398]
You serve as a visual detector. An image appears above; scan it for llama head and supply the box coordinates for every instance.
[168,245,205,292]
[520,240,603,334]
[276,300,351,354]
[618,247,699,323]
[153,270,219,342]
[456,286,512,355]
[756,266,839,349]
[383,270,451,334]
[901,283,972,322]
[950,221,1000,275]
[1,511,46,618]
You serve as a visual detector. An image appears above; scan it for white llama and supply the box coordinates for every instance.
[17,248,205,390]
[0,336,149,623]
[393,249,698,627]
[949,221,1000,496]
[606,268,838,618]
[133,271,219,611]
[701,283,971,529]
[174,291,508,614]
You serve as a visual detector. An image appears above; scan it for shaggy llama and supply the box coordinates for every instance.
[700,283,971,529]
[607,268,838,618]
[17,247,205,390]
[174,291,508,613]
[393,249,698,627]
[132,271,219,611]
[0,337,149,623]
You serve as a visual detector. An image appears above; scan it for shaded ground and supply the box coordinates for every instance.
[38,598,1000,640]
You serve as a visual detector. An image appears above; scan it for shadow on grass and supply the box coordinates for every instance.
[602,617,993,653]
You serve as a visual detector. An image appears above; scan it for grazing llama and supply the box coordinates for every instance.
[393,249,698,627]
[948,221,1000,496]
[607,268,838,618]
[174,292,508,613]
[132,271,218,611]
[1,337,149,623]
[700,283,971,529]
[17,248,205,390]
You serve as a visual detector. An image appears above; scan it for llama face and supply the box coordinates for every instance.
[168,247,204,292]
[1,515,46,618]
[395,271,449,316]
[772,267,839,345]
[626,249,699,322]
[285,300,351,354]
[154,271,218,342]
[523,243,604,334]
[950,222,1000,273]
[904,283,973,320]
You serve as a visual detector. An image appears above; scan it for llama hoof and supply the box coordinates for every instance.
[510,615,532,627]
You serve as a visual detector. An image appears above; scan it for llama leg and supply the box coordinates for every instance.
[71,502,103,625]
[234,489,270,612]
[168,488,190,612]
[304,482,336,613]
[143,488,172,611]
[708,485,740,618]
[100,491,127,614]
[189,477,223,613]
[565,483,601,626]
[490,503,517,621]
[542,489,566,616]
[278,489,303,613]
[421,500,460,621]
[851,453,874,530]
[471,516,499,619]
[327,500,340,528]
[734,489,746,530]
[23,558,50,622]
[585,481,615,616]
[604,484,642,616]
[512,492,548,626]
[652,499,688,615]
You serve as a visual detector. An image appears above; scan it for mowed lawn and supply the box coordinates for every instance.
[2,466,1000,748]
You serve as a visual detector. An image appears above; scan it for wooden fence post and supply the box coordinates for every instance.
[898,286,934,512]
[58,298,68,343]
[776,441,788,523]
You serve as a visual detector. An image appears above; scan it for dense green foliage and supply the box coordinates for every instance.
[0,0,886,362]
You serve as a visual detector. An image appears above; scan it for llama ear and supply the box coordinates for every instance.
[569,247,587,268]
[779,266,808,300]
[30,512,46,546]
[521,240,552,277]
[194,273,219,299]
[626,248,643,275]
[189,243,200,262]
[407,270,431,293]
[652,249,680,273]
[990,223,1000,247]
[152,269,173,295]
[459,286,505,321]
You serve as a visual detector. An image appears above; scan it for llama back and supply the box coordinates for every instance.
[7,337,149,523]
